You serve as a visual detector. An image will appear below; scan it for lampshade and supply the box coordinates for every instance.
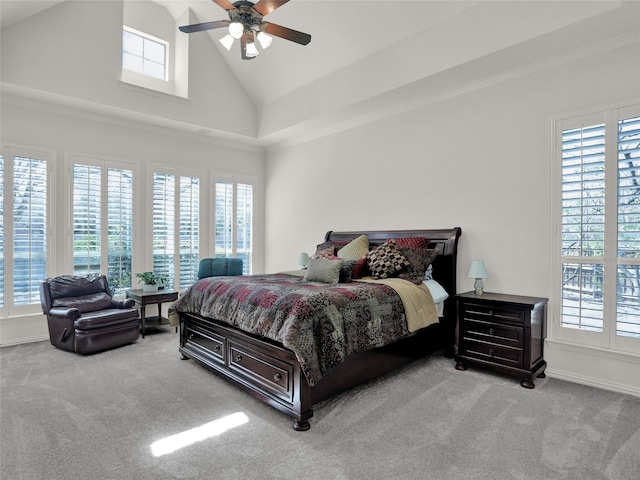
[468,260,488,279]
[219,34,234,51]
[298,252,310,268]
[256,31,273,49]
[245,41,259,57]
[228,22,244,39]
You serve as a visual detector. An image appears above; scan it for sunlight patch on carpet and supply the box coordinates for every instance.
[150,412,249,457]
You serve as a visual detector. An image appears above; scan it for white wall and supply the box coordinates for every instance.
[264,41,640,395]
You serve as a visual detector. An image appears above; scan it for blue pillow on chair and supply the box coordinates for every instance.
[198,258,243,279]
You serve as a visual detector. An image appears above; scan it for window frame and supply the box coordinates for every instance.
[213,174,255,275]
[1,144,56,317]
[122,26,169,82]
[66,153,137,295]
[552,103,640,355]
[147,166,203,290]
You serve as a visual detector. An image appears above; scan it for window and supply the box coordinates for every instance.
[153,172,200,289]
[123,27,167,81]
[0,147,51,313]
[72,159,134,294]
[556,105,640,352]
[215,180,253,274]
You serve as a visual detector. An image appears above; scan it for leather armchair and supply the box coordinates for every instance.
[40,274,140,354]
[197,258,243,279]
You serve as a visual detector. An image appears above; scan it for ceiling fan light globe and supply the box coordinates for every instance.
[228,22,244,39]
[256,31,273,49]
[219,34,235,51]
[245,42,259,57]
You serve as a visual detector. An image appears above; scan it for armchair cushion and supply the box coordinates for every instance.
[48,307,82,321]
[75,309,140,330]
[52,292,112,313]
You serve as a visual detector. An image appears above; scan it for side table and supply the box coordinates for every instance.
[126,289,179,338]
[454,291,548,388]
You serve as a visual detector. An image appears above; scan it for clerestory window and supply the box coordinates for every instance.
[123,27,167,81]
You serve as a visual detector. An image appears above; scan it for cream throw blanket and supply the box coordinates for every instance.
[355,277,439,332]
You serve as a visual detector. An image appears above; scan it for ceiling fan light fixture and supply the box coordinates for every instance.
[256,31,272,49]
[228,21,244,39]
[219,34,235,51]
[245,41,259,58]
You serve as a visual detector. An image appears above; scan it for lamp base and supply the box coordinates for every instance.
[474,278,484,295]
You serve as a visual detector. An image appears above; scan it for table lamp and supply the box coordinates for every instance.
[298,252,309,269]
[468,260,488,295]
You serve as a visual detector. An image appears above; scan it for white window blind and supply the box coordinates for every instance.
[153,173,175,287]
[72,162,134,294]
[616,116,640,338]
[73,164,102,276]
[179,176,199,289]
[0,156,4,307]
[13,156,47,305]
[215,180,253,274]
[152,172,200,289]
[558,108,640,350]
[561,123,606,332]
[107,168,134,293]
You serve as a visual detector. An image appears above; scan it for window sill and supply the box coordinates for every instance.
[119,80,190,104]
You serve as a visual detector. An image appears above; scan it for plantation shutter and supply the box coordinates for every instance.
[561,123,606,332]
[107,168,134,293]
[616,116,640,337]
[153,173,175,287]
[179,176,199,289]
[13,157,47,305]
[73,164,102,276]
[215,180,253,275]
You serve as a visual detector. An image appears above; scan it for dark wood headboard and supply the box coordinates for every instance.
[324,227,462,349]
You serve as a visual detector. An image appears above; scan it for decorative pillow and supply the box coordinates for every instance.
[386,237,429,249]
[351,256,370,279]
[339,260,357,283]
[304,258,342,285]
[397,247,439,284]
[315,240,349,255]
[367,240,410,279]
[311,247,337,260]
[337,235,369,260]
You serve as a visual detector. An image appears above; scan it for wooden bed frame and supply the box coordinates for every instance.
[178,227,462,431]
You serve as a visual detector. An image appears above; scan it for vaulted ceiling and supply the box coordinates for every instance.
[2,1,639,147]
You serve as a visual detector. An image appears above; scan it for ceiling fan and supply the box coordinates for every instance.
[179,0,311,60]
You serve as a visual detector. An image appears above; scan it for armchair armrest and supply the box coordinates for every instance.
[48,307,82,321]
[111,298,136,309]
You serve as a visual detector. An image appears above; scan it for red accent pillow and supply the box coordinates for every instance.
[386,237,429,249]
[351,256,370,279]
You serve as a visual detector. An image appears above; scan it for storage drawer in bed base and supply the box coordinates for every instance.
[179,313,313,431]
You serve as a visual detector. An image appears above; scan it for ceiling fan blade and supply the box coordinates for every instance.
[212,0,237,11]
[240,32,256,60]
[263,22,311,45]
[179,20,230,33]
[252,0,289,16]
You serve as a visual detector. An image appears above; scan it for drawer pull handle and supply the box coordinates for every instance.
[489,348,494,356]
[215,344,221,351]
[235,354,243,363]
[489,328,494,335]
[188,333,194,340]
[274,373,282,381]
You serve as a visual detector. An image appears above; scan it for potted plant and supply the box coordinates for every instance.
[135,272,168,292]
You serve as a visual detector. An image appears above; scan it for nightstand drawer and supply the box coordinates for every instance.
[464,319,524,348]
[463,339,523,368]
[463,302,525,325]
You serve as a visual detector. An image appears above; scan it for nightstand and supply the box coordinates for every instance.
[454,291,548,389]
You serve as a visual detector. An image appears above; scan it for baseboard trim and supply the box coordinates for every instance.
[546,367,640,398]
[0,334,49,347]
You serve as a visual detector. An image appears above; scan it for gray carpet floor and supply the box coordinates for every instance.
[1,328,639,480]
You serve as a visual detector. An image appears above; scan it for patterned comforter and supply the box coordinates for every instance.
[170,273,438,385]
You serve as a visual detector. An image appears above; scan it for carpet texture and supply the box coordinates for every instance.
[1,329,639,480]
